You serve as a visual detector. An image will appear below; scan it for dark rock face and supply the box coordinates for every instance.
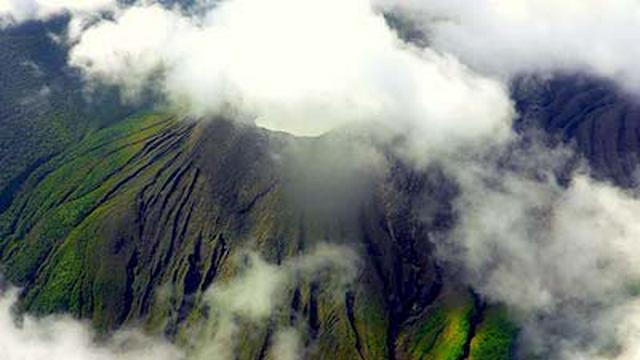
[513,75,640,187]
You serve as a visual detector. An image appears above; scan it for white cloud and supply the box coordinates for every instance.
[377,0,640,92]
[0,288,183,360]
[190,244,358,360]
[548,299,640,360]
[436,143,640,359]
[270,328,302,360]
[68,0,514,161]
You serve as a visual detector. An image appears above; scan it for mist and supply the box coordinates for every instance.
[189,244,359,360]
[0,287,183,360]
[270,328,302,360]
[377,0,640,93]
[433,139,640,359]
[67,0,513,161]
[0,243,358,360]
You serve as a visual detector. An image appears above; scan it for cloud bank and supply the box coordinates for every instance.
[435,142,640,359]
[0,287,183,360]
[67,0,513,160]
[377,0,640,92]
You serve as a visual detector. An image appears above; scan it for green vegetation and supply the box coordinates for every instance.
[0,20,132,213]
[469,307,518,360]
[397,292,477,360]
[0,112,179,329]
[0,108,519,357]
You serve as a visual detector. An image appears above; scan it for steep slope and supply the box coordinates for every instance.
[0,112,515,359]
[514,75,640,186]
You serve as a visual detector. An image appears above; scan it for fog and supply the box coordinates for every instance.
[0,287,183,360]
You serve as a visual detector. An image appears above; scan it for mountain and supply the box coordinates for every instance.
[0,111,515,359]
[1,12,640,360]
[0,18,133,214]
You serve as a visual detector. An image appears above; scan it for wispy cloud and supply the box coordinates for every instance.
[377,0,640,92]
[435,140,640,359]
[190,244,359,360]
[0,287,183,360]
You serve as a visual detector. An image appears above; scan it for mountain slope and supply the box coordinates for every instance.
[3,70,639,360]
[514,75,640,186]
[0,112,515,359]
[0,19,136,215]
